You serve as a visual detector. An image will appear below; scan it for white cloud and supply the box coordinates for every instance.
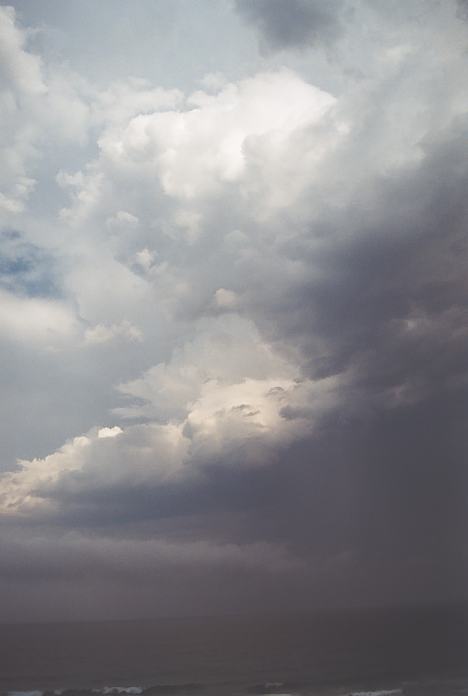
[115,315,297,420]
[0,309,344,516]
[0,289,79,347]
[214,287,239,309]
[0,421,191,515]
[91,78,183,128]
[0,177,35,214]
[84,320,143,345]
[97,426,123,439]
[134,247,155,272]
[106,210,139,229]
[96,69,336,202]
[0,7,92,223]
[0,6,45,95]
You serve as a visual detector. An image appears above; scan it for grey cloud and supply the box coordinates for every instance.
[272,119,468,390]
[233,117,468,600]
[235,0,345,52]
[457,0,468,20]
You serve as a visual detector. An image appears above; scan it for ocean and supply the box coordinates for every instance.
[1,606,467,696]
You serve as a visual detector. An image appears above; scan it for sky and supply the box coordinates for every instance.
[0,0,467,622]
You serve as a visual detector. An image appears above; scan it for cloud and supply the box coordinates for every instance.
[0,5,45,95]
[84,320,143,345]
[0,0,467,619]
[457,0,468,20]
[0,288,79,347]
[235,0,345,53]
[0,422,190,516]
[0,5,43,217]
[0,229,58,297]
[94,69,335,202]
[0,6,91,222]
[214,287,239,309]
[0,532,299,581]
[0,313,343,519]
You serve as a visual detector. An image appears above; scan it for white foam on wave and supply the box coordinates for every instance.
[8,691,43,696]
[264,685,285,690]
[349,691,403,696]
[100,688,143,695]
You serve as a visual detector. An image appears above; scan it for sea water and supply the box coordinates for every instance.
[1,606,466,696]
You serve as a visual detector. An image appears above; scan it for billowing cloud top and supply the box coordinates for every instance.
[0,0,467,621]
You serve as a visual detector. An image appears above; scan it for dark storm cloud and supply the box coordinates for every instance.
[235,0,345,52]
[3,113,468,609]
[85,113,468,601]
[2,113,468,616]
[237,115,468,600]
[272,118,468,394]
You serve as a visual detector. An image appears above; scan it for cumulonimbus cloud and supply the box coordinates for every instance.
[0,2,467,618]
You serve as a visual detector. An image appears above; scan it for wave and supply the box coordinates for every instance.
[101,690,143,695]
[247,683,298,695]
[7,686,203,696]
[348,691,403,696]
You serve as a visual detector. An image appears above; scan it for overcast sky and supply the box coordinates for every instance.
[0,0,467,622]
